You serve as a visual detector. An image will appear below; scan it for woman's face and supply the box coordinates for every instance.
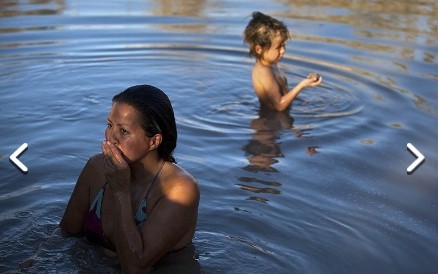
[105,102,151,163]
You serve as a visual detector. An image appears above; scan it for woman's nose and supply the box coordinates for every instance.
[105,128,118,145]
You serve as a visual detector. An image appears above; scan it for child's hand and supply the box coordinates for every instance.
[300,73,323,87]
[308,73,320,81]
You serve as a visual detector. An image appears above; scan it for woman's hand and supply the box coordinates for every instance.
[102,140,131,194]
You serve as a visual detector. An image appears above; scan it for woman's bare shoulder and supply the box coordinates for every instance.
[79,153,106,190]
[88,153,104,165]
[162,163,200,203]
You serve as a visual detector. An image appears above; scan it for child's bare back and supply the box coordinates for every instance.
[244,11,322,112]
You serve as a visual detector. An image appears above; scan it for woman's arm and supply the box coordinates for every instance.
[102,141,199,273]
[112,175,199,273]
[60,154,102,234]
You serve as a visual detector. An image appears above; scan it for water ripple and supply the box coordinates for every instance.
[1,2,437,273]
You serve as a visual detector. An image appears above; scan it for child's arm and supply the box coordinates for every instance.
[257,68,322,111]
[279,76,322,110]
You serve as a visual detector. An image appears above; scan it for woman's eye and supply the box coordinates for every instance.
[121,128,128,135]
[107,122,112,128]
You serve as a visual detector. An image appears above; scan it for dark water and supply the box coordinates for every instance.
[1,0,437,273]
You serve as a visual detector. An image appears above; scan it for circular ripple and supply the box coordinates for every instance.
[14,211,33,219]
[292,81,363,118]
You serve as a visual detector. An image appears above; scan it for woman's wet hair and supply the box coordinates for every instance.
[243,11,291,59]
[113,84,177,163]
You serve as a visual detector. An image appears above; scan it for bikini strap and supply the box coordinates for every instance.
[145,160,165,199]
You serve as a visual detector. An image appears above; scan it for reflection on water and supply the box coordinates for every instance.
[278,0,437,115]
[152,0,206,17]
[1,0,438,273]
[0,0,66,17]
[306,145,319,155]
[238,108,310,202]
[242,108,293,173]
[151,0,209,33]
[279,0,438,45]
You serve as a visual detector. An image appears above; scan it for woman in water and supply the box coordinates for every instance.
[60,84,200,273]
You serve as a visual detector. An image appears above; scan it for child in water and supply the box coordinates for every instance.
[243,11,323,111]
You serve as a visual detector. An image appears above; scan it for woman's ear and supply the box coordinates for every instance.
[149,134,163,151]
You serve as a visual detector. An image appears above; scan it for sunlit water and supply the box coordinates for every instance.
[1,0,437,273]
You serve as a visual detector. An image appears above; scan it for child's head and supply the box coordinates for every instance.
[243,11,291,59]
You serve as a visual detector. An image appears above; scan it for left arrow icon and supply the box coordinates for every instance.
[10,143,29,173]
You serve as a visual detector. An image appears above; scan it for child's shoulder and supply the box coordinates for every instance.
[252,62,279,97]
[252,62,275,80]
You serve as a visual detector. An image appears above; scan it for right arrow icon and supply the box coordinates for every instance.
[407,143,425,175]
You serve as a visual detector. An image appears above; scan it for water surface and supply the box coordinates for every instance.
[1,0,437,273]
